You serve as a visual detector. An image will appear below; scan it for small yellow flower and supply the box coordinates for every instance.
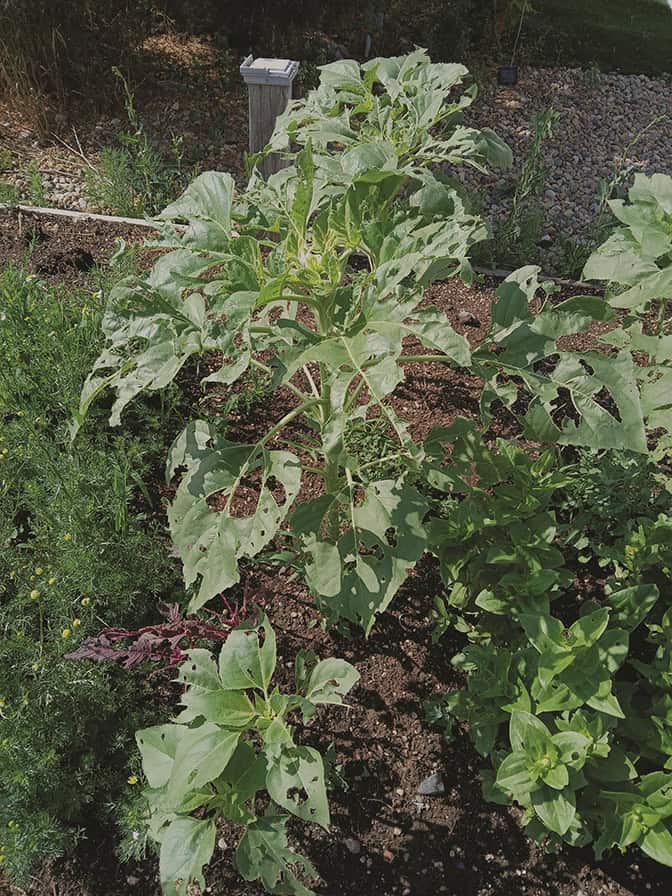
[0,699,5,708]
[81,596,91,606]
[62,628,71,639]
[30,575,35,581]
[30,589,40,600]
[16,410,24,417]
[72,618,81,628]
[35,567,43,575]
[48,577,56,585]
[7,820,14,828]
[127,775,138,785]
[63,532,72,541]
[9,570,15,579]
[31,662,40,671]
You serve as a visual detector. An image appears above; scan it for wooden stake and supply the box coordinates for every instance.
[240,57,299,178]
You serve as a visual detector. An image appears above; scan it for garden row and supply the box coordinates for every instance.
[3,52,672,896]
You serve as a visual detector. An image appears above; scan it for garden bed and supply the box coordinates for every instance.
[1,209,671,896]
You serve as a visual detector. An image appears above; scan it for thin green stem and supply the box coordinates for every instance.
[398,354,455,364]
[260,399,324,448]
[249,358,309,402]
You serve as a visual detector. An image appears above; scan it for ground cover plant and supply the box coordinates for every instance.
[0,260,182,881]
[73,52,672,894]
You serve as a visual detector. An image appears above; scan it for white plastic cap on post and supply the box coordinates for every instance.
[240,56,300,87]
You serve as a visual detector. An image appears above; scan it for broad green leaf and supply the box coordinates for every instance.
[218,618,277,692]
[167,423,302,610]
[532,785,576,836]
[641,824,672,867]
[235,814,318,896]
[266,745,330,829]
[176,650,257,726]
[510,710,552,757]
[543,763,569,790]
[300,479,428,633]
[168,722,240,803]
[136,724,185,789]
[159,817,216,896]
[158,170,234,224]
[304,658,360,706]
[496,751,535,795]
[607,584,659,631]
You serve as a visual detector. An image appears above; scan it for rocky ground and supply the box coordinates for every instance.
[1,45,671,276]
[463,65,672,270]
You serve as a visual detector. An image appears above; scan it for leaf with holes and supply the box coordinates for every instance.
[167,423,302,610]
[218,617,277,692]
[297,479,428,633]
[159,816,216,896]
[266,745,329,829]
[235,814,318,896]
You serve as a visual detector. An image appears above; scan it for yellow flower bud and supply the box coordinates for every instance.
[63,532,72,541]
[30,589,40,600]
[35,567,43,575]
[127,775,138,785]
[81,596,91,606]
[62,628,71,639]
[48,577,56,585]
[72,618,81,628]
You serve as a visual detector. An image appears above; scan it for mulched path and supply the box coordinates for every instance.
[1,212,670,896]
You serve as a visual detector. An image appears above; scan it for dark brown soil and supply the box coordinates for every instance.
[0,208,157,287]
[1,213,669,896]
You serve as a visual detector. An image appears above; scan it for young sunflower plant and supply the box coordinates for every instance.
[76,51,667,894]
[80,50,648,634]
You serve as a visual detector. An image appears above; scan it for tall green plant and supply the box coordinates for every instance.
[77,51,672,890]
[80,51,652,636]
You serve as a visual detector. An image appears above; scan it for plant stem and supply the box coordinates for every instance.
[510,0,528,65]
[398,354,455,364]
[249,357,309,402]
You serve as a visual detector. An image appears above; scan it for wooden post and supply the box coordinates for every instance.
[240,56,299,178]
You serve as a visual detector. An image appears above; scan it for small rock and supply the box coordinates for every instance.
[383,849,394,862]
[344,837,361,855]
[417,772,445,796]
[217,837,228,850]
[393,826,402,836]
[126,876,140,886]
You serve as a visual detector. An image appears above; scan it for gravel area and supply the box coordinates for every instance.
[463,65,672,264]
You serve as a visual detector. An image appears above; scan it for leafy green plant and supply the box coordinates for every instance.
[484,106,560,268]
[0,179,20,204]
[24,160,48,205]
[427,428,672,866]
[562,449,671,561]
[0,264,182,882]
[80,52,656,641]
[84,68,193,217]
[136,615,359,895]
[73,50,672,883]
[583,172,672,445]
